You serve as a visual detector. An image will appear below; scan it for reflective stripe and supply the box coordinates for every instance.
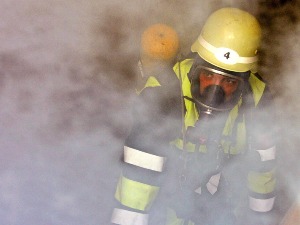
[198,35,258,64]
[136,76,161,95]
[248,170,276,194]
[194,186,202,195]
[249,196,275,212]
[115,175,159,211]
[138,60,145,78]
[206,173,221,195]
[166,208,195,225]
[221,103,243,154]
[235,117,247,153]
[111,208,148,225]
[169,138,196,152]
[124,146,166,172]
[248,73,266,106]
[256,146,276,161]
[222,103,239,137]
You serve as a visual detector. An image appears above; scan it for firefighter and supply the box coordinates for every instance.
[111,8,277,225]
[110,23,182,225]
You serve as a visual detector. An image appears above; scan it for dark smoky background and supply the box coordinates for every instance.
[0,0,298,224]
[258,0,300,220]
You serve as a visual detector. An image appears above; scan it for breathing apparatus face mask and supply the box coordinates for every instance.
[190,65,247,115]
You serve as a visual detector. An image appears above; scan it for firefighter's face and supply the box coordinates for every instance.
[190,65,245,112]
[199,69,239,101]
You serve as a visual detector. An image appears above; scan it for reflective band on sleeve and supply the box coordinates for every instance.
[198,35,258,64]
[173,59,199,129]
[249,196,275,212]
[206,173,221,195]
[166,208,196,225]
[124,146,166,172]
[248,170,276,194]
[256,146,276,161]
[115,175,159,211]
[111,208,148,225]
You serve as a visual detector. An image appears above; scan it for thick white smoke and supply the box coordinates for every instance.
[0,0,298,224]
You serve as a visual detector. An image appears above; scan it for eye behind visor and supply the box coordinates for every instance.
[190,65,245,112]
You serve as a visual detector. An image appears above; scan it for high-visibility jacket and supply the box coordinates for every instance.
[111,58,277,225]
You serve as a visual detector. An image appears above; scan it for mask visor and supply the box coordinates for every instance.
[191,66,245,112]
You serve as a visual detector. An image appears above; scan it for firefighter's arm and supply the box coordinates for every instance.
[110,95,166,225]
[111,147,164,225]
[245,83,278,225]
[111,115,168,225]
[111,72,181,224]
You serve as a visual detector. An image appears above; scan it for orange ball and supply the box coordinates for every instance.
[141,24,179,61]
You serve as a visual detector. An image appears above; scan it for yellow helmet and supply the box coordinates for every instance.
[191,8,261,72]
[140,23,179,62]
